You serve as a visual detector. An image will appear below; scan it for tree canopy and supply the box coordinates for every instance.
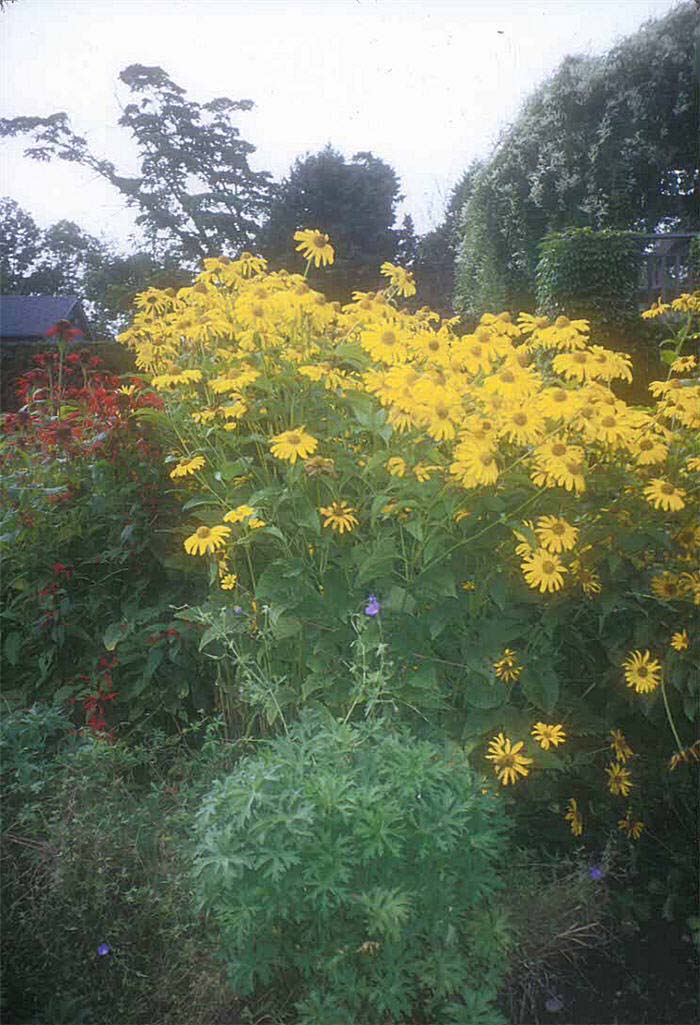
[454,3,699,318]
[0,198,189,336]
[0,65,273,265]
[259,146,406,300]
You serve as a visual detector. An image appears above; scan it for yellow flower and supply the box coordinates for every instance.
[485,733,533,786]
[606,761,633,797]
[531,722,566,750]
[247,517,266,529]
[361,324,409,365]
[618,809,644,840]
[386,456,407,478]
[670,630,689,651]
[319,501,359,534]
[643,478,686,512]
[413,462,439,483]
[671,355,697,374]
[220,573,238,591]
[170,455,206,479]
[564,797,583,837]
[269,427,318,464]
[294,228,334,267]
[521,549,567,594]
[622,649,662,694]
[183,524,231,556]
[224,504,257,524]
[668,740,700,770]
[535,515,579,554]
[610,729,633,763]
[650,571,682,601]
[493,648,523,683]
[641,298,671,319]
[380,262,417,297]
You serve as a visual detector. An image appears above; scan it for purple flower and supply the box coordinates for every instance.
[233,606,243,615]
[545,995,564,1013]
[589,865,604,881]
[97,942,111,957]
[364,594,380,617]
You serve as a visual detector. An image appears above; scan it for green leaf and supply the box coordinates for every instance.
[103,621,128,651]
[521,666,560,714]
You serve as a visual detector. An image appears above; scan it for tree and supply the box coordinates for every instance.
[0,198,188,336]
[454,3,699,318]
[413,165,482,315]
[0,65,273,265]
[259,146,405,300]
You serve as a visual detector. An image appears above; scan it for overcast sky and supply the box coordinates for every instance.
[1,0,679,250]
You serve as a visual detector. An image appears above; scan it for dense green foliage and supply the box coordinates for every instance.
[260,145,408,300]
[0,354,214,731]
[195,713,510,1024]
[0,704,235,1025]
[454,3,699,317]
[536,228,647,332]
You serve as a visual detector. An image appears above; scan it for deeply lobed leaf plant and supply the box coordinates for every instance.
[194,712,510,1024]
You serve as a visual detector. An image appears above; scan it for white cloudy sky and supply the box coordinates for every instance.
[1,0,678,248]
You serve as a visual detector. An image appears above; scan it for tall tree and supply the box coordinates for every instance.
[0,65,273,265]
[413,165,483,315]
[259,146,404,300]
[454,3,699,318]
[0,198,188,336]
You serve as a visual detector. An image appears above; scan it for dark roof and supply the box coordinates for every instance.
[0,295,92,340]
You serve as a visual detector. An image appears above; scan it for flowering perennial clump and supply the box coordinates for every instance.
[113,235,699,844]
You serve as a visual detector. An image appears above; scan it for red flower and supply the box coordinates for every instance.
[45,320,83,341]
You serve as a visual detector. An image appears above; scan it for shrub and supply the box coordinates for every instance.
[194,712,510,1024]
[0,351,215,731]
[535,228,647,334]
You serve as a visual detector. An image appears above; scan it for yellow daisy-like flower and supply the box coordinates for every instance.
[685,457,700,472]
[671,355,697,374]
[643,478,686,512]
[269,427,318,464]
[294,228,334,267]
[170,455,206,479]
[223,504,257,524]
[622,649,662,694]
[651,571,682,601]
[564,797,583,837]
[641,298,671,319]
[319,501,359,534]
[380,261,417,297]
[535,515,579,554]
[183,524,231,557]
[386,456,408,478]
[670,630,689,651]
[485,733,533,786]
[493,648,522,683]
[606,762,633,797]
[531,722,567,750]
[220,573,238,591]
[521,549,567,594]
[668,740,700,770]
[618,808,644,840]
[610,729,633,763]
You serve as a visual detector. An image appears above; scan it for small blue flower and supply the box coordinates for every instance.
[589,865,604,881]
[364,594,380,616]
[97,942,111,957]
[233,606,243,615]
[545,994,564,1013]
